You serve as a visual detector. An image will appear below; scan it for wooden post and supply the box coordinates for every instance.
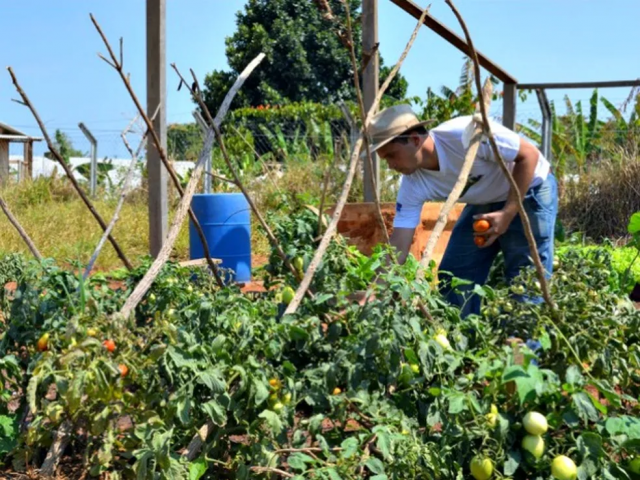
[0,140,9,186]
[24,141,33,180]
[502,82,517,130]
[146,0,168,257]
[362,0,379,202]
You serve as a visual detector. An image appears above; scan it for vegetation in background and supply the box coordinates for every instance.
[43,129,86,164]
[201,0,408,114]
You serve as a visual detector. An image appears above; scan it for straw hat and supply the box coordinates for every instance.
[367,104,434,153]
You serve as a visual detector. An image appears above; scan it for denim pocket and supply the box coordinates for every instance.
[529,175,557,214]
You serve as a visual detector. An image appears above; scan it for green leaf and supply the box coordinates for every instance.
[189,459,208,480]
[201,400,227,427]
[259,410,283,435]
[577,432,604,459]
[289,325,310,341]
[502,365,528,381]
[565,366,584,387]
[539,330,551,350]
[629,212,640,235]
[27,374,39,414]
[573,392,600,423]
[287,453,315,471]
[177,397,191,425]
[605,416,640,439]
[376,430,392,460]
[313,293,333,305]
[370,476,389,480]
[448,392,467,414]
[365,458,385,475]
[197,368,226,393]
[253,378,270,406]
[326,469,344,480]
[503,450,521,476]
[577,457,598,480]
[340,438,359,459]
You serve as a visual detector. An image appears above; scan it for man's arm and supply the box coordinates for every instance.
[473,138,540,248]
[388,227,416,265]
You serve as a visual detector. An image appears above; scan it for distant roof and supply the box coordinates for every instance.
[0,122,43,142]
[0,122,29,136]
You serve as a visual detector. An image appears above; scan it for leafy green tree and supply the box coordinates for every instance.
[167,123,203,161]
[44,130,85,164]
[201,0,408,113]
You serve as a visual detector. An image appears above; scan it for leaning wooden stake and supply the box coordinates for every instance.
[117,54,265,320]
[171,64,308,286]
[417,79,492,276]
[445,0,557,313]
[7,67,132,271]
[89,13,223,287]
[82,112,156,281]
[284,136,364,315]
[39,420,72,478]
[0,194,42,261]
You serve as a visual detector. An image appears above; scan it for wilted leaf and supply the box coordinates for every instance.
[259,410,283,435]
[573,392,600,423]
[365,458,385,475]
[287,453,315,472]
[503,450,521,476]
[565,366,584,387]
[197,368,226,393]
[253,378,270,406]
[340,437,359,459]
[201,400,226,427]
[577,432,604,458]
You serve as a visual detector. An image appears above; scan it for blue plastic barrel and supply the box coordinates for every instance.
[189,193,252,283]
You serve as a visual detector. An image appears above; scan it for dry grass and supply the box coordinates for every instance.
[0,154,401,271]
[560,155,640,240]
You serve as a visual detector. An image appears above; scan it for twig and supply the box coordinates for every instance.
[39,420,72,478]
[250,467,295,478]
[182,421,215,461]
[317,155,336,236]
[284,135,364,315]
[444,0,557,313]
[89,13,222,287]
[341,2,389,244]
[116,54,266,320]
[6,66,132,271]
[171,63,307,286]
[273,447,342,454]
[82,109,159,281]
[363,4,431,125]
[206,171,237,185]
[417,79,492,275]
[0,194,42,261]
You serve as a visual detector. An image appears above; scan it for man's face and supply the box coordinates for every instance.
[376,134,422,175]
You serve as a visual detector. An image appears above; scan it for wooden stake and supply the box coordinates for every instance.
[6,66,132,270]
[0,194,42,261]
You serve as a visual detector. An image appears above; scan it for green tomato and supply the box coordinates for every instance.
[282,286,295,305]
[292,256,304,272]
[434,333,452,351]
[551,455,577,480]
[485,413,497,429]
[627,458,640,476]
[523,411,548,436]
[522,435,545,459]
[470,456,493,480]
[511,284,526,295]
[149,293,156,302]
[272,402,284,413]
[186,285,193,294]
[410,363,420,374]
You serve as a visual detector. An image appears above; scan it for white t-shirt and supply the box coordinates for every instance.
[393,115,550,229]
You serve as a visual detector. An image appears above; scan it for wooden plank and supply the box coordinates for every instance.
[362,0,380,202]
[179,258,222,268]
[146,0,168,257]
[518,79,640,90]
[0,140,9,186]
[502,82,517,130]
[389,0,517,84]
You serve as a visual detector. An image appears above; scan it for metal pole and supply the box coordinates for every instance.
[362,0,379,202]
[535,89,552,161]
[502,82,517,130]
[147,0,168,257]
[192,110,212,194]
[78,122,98,196]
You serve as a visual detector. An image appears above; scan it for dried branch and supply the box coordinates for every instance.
[7,66,132,270]
[171,63,307,285]
[39,420,72,478]
[89,13,223,287]
[182,421,215,461]
[284,135,364,314]
[0,195,42,261]
[341,1,389,244]
[83,109,158,281]
[444,0,556,312]
[364,4,430,125]
[250,467,295,479]
[116,54,266,320]
[317,153,336,236]
[418,79,492,275]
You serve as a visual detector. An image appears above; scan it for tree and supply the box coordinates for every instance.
[44,130,85,164]
[201,0,409,114]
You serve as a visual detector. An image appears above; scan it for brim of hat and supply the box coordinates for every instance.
[360,119,435,158]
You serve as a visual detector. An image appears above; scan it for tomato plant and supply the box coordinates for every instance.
[1,208,640,479]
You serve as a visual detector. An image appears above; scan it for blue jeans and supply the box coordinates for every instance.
[438,174,558,317]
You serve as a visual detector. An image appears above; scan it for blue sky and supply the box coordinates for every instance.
[1,0,638,157]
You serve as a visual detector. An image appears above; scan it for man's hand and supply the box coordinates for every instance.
[473,209,517,248]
